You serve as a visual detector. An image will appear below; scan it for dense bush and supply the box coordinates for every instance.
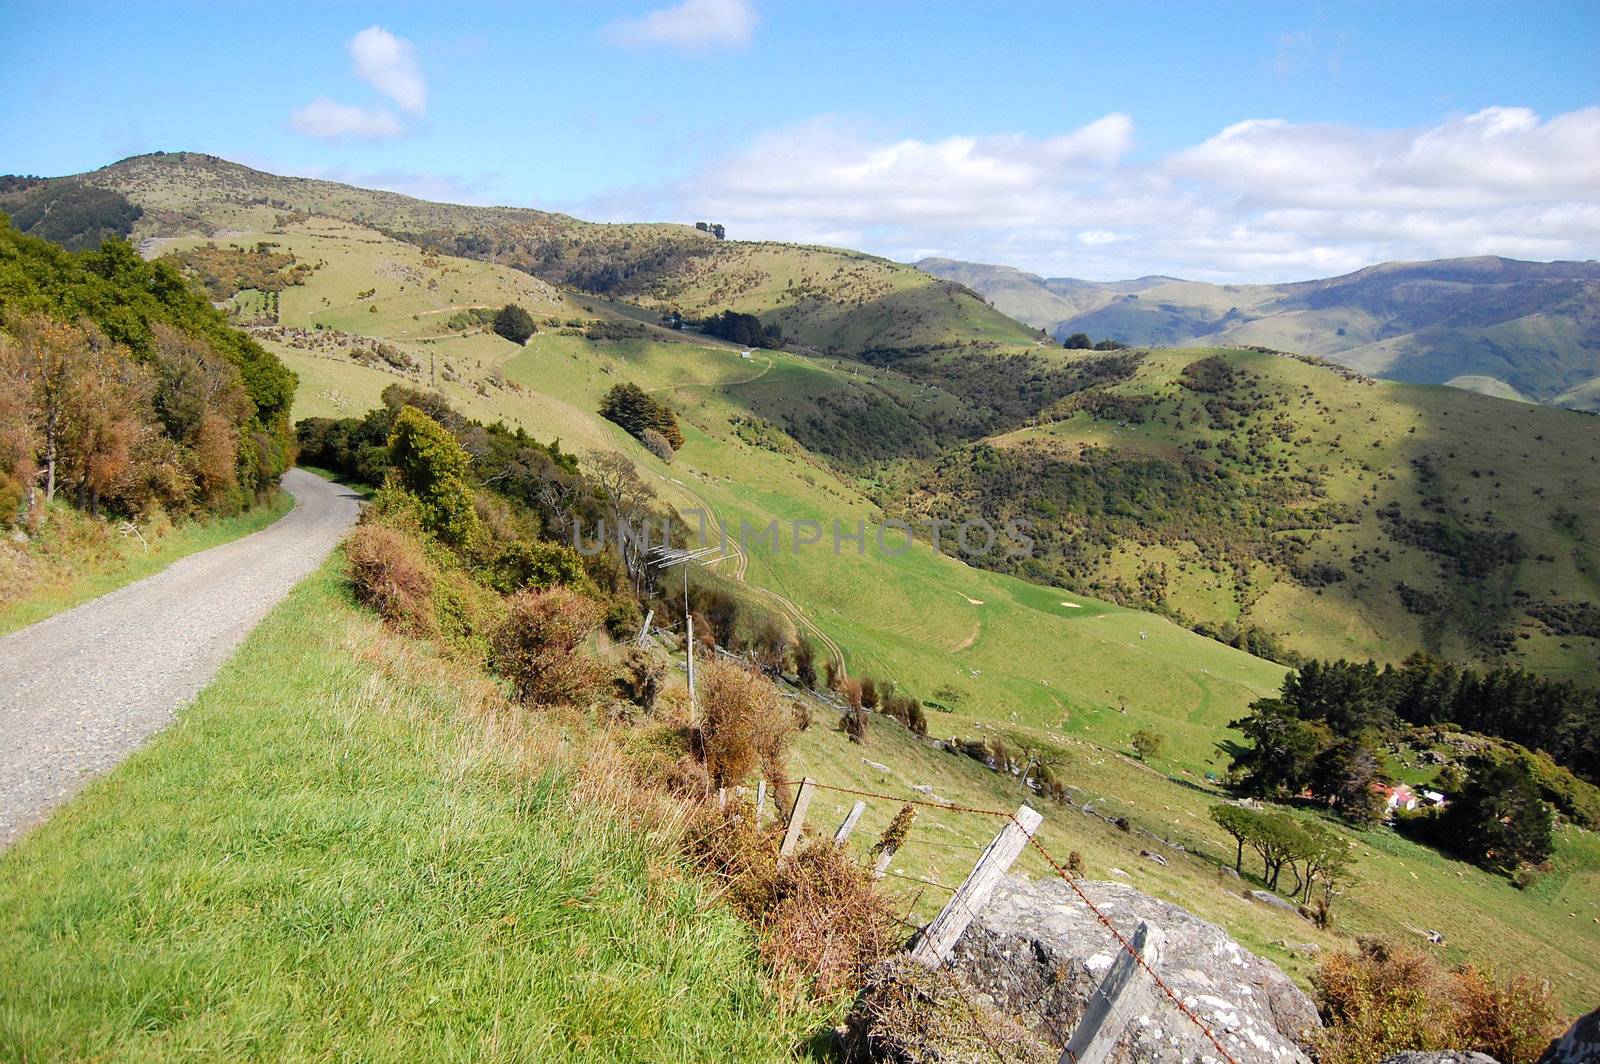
[599,382,683,451]
[344,521,437,634]
[491,303,536,344]
[696,658,793,788]
[491,587,607,706]
[1312,939,1560,1064]
[0,219,295,456]
[0,221,295,525]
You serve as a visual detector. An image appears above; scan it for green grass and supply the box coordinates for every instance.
[0,491,294,636]
[0,557,810,1062]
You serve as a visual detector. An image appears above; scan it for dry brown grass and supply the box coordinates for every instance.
[1312,938,1562,1064]
[682,799,904,1003]
[843,957,1053,1063]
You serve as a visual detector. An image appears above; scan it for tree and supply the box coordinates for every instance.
[1210,804,1257,873]
[599,382,683,450]
[700,309,779,348]
[585,451,660,593]
[1229,699,1327,795]
[1439,756,1554,871]
[1312,738,1385,823]
[1062,332,1092,350]
[387,406,480,547]
[492,303,536,344]
[1247,810,1315,891]
[1282,659,1394,736]
[1131,729,1164,761]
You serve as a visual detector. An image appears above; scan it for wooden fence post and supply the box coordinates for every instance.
[1060,921,1165,1064]
[833,800,866,843]
[635,608,654,647]
[756,779,768,826]
[907,804,1043,967]
[779,777,815,858]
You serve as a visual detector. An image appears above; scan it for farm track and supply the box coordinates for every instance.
[653,472,847,680]
[0,470,360,848]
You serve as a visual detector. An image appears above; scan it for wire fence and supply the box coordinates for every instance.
[772,777,1243,1064]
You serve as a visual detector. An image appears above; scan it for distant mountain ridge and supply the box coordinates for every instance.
[916,254,1600,409]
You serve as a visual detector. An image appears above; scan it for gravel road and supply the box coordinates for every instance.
[0,469,360,848]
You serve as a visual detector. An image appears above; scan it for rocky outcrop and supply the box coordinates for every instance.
[946,875,1322,1063]
[1538,1006,1600,1064]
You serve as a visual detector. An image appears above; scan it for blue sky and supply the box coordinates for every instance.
[4,1,1598,280]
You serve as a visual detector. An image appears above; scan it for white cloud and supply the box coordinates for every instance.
[288,98,404,142]
[602,0,757,51]
[585,106,1600,282]
[289,26,427,142]
[350,25,426,115]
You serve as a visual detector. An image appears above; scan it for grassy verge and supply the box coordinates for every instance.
[0,490,294,636]
[0,556,809,1062]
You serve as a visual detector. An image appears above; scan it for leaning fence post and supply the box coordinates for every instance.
[1061,921,1166,1064]
[635,608,654,647]
[907,804,1043,967]
[833,800,866,843]
[779,777,815,858]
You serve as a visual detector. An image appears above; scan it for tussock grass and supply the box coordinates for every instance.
[0,557,812,1062]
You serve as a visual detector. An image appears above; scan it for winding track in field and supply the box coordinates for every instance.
[0,470,360,849]
[652,471,847,680]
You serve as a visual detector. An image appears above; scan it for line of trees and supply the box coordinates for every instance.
[1227,655,1571,873]
[699,309,781,348]
[1248,655,1599,784]
[1209,804,1351,918]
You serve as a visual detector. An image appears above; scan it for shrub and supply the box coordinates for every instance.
[615,647,665,710]
[1131,728,1164,760]
[1312,939,1560,1064]
[491,303,536,344]
[344,522,435,633]
[487,539,587,593]
[696,658,792,787]
[491,586,607,706]
[604,595,643,640]
[387,407,480,547]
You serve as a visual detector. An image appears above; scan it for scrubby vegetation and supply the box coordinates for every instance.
[1313,938,1561,1064]
[0,220,294,527]
[162,241,314,300]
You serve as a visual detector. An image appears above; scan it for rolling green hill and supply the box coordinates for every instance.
[918,255,1600,410]
[14,161,1591,1007]
[25,152,1596,679]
